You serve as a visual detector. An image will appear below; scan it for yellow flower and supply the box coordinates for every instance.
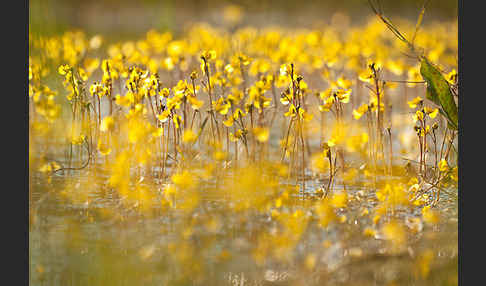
[182,129,197,143]
[171,170,197,190]
[89,35,103,49]
[280,93,291,105]
[363,227,376,237]
[408,96,423,109]
[159,88,170,98]
[163,57,175,70]
[78,68,88,81]
[438,159,448,172]
[413,110,424,122]
[299,108,313,122]
[253,127,269,142]
[71,134,85,145]
[213,150,227,161]
[115,94,131,107]
[336,77,352,89]
[100,116,115,132]
[97,139,112,156]
[284,104,297,117]
[352,104,368,120]
[201,50,217,61]
[450,166,458,182]
[157,110,171,123]
[314,200,336,228]
[330,192,348,208]
[279,64,291,77]
[319,96,334,112]
[224,64,234,74]
[223,116,234,127]
[446,68,457,85]
[39,161,61,173]
[424,107,439,119]
[58,64,71,76]
[152,127,163,138]
[422,206,440,224]
[358,69,373,83]
[335,89,351,103]
[232,108,246,120]
[163,184,177,205]
[381,220,406,249]
[173,114,183,129]
[188,96,204,110]
[223,5,243,24]
[373,214,381,225]
[213,98,231,115]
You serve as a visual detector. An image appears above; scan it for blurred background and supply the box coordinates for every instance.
[30,0,457,37]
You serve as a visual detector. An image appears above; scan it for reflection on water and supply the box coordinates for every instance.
[29,162,457,286]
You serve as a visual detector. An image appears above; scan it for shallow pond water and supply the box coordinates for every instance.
[29,158,457,286]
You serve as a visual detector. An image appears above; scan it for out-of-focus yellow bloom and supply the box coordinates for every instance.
[422,206,440,224]
[71,134,85,145]
[253,127,270,142]
[363,227,376,237]
[39,161,61,173]
[381,220,406,250]
[182,129,197,143]
[171,170,197,190]
[97,139,112,156]
[314,200,336,228]
[100,116,115,132]
[223,5,243,25]
[330,192,348,208]
[450,166,458,182]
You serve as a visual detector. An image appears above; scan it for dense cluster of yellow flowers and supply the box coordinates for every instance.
[29,13,457,284]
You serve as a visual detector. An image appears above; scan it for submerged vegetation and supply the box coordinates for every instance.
[29,4,457,285]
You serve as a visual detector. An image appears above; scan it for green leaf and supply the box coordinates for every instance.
[439,109,458,130]
[420,58,458,130]
[425,84,440,106]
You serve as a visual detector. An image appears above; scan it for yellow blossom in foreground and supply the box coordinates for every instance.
[330,192,348,208]
[314,200,336,228]
[171,170,197,190]
[422,206,440,224]
[381,220,406,250]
